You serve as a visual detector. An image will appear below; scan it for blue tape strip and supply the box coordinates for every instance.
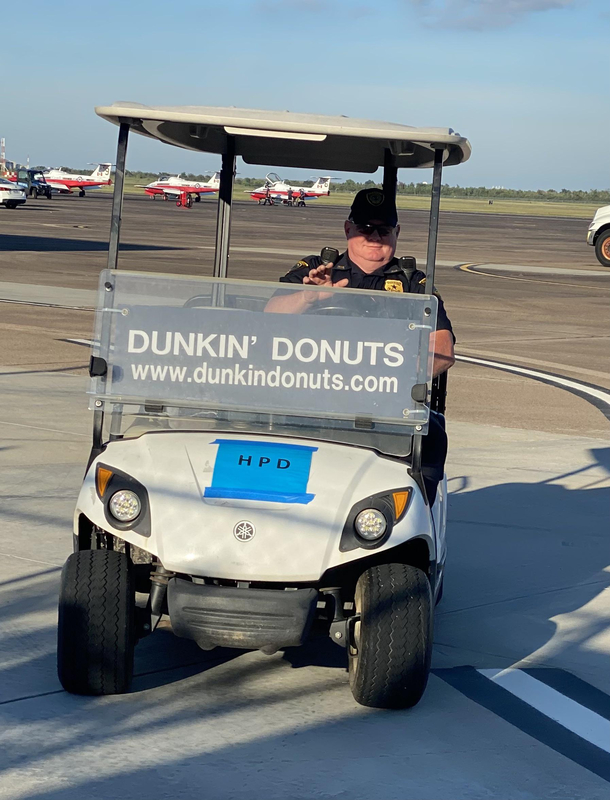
[204,488,315,504]
[210,439,318,452]
[204,438,317,504]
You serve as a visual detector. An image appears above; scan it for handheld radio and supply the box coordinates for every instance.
[320,247,340,265]
[398,256,417,278]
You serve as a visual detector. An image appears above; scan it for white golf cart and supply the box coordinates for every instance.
[58,104,470,708]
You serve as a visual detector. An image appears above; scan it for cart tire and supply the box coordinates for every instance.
[349,563,432,709]
[46,190,52,200]
[57,549,135,695]
[594,230,610,268]
[5,202,17,209]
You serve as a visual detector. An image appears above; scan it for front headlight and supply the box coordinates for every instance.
[108,490,141,522]
[355,508,387,540]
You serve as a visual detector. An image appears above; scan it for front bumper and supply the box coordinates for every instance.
[587,228,595,245]
[167,578,318,651]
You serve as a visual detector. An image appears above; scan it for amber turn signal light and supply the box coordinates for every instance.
[96,466,113,498]
[392,490,410,520]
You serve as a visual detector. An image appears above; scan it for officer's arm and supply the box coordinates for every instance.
[265,289,316,314]
[265,261,347,313]
[430,329,455,376]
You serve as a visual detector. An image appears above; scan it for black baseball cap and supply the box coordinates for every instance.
[348,188,398,227]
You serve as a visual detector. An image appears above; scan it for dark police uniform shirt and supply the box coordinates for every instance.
[279,252,454,338]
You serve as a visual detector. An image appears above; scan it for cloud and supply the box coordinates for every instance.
[409,0,576,30]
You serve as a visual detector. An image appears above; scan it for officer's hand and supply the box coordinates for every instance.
[303,263,333,286]
[302,263,348,304]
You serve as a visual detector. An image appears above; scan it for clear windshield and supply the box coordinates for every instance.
[91,271,438,456]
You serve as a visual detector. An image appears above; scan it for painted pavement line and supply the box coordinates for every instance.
[0,419,89,437]
[436,667,610,784]
[462,263,610,278]
[455,354,610,409]
[479,669,610,754]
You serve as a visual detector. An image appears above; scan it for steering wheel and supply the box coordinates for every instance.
[304,294,381,317]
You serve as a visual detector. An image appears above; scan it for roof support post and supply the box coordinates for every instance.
[213,136,236,279]
[424,147,444,290]
[107,122,130,271]
[382,148,397,199]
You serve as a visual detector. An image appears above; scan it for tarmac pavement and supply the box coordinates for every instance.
[0,194,609,798]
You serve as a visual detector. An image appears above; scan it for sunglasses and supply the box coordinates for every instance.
[353,222,395,237]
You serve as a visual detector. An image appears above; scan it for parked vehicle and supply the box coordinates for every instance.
[587,205,610,267]
[0,177,26,208]
[14,168,53,199]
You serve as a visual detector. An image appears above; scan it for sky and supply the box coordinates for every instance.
[2,0,608,190]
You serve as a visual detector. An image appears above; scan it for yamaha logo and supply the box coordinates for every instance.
[234,520,256,541]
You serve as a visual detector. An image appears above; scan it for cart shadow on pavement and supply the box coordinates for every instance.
[0,450,609,798]
[0,234,187,252]
[435,445,610,679]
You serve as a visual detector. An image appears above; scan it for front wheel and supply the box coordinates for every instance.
[349,563,432,709]
[57,549,135,695]
[594,230,610,267]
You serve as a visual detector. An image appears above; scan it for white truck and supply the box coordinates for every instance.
[587,205,610,267]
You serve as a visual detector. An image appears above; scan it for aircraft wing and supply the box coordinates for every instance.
[156,187,182,197]
[45,181,70,192]
[155,186,218,197]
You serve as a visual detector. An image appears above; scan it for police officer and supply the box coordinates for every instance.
[266,187,455,504]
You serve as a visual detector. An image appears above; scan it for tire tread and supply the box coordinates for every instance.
[350,563,432,709]
[57,549,134,695]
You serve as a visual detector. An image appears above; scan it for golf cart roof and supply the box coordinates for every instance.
[95,103,471,173]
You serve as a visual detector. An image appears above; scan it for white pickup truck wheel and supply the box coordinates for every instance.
[595,229,610,267]
[348,562,433,709]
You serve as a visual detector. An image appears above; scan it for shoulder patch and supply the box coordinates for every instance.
[289,259,310,272]
[418,277,441,296]
[384,279,403,293]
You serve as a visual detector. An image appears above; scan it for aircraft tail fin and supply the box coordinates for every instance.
[208,171,220,189]
[311,176,331,194]
[90,163,112,181]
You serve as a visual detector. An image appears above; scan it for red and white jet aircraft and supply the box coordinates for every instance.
[138,172,220,208]
[248,173,331,203]
[43,164,113,196]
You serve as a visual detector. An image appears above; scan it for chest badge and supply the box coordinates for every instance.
[384,279,403,293]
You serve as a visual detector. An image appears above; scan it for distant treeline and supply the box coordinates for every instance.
[56,167,610,203]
